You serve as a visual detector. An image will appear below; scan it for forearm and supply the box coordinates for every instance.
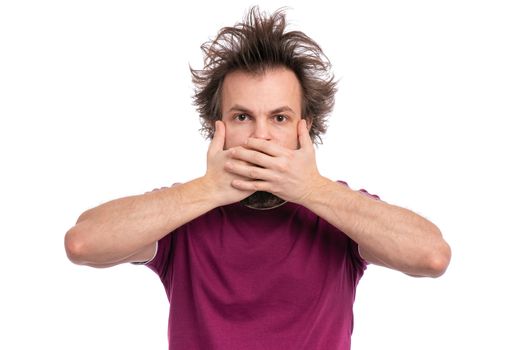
[299,177,451,277]
[65,177,218,265]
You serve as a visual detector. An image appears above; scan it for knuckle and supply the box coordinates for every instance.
[277,160,289,173]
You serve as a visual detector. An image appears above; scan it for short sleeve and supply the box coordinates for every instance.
[133,184,179,280]
[144,232,174,283]
[347,237,367,279]
[130,242,158,265]
[336,180,381,276]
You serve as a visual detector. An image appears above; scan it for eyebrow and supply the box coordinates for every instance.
[227,104,297,116]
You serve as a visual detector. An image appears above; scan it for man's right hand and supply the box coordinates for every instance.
[66,120,249,268]
[202,120,255,207]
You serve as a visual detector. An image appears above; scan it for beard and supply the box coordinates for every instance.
[240,191,286,209]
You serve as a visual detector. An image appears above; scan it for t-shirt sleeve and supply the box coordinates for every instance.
[132,184,179,280]
[354,188,382,265]
[130,242,159,265]
[336,181,382,274]
[347,237,368,280]
[144,232,174,282]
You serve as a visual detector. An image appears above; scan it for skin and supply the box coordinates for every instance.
[218,67,451,277]
[65,67,451,277]
[220,68,306,208]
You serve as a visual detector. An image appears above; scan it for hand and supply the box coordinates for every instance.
[203,121,255,207]
[225,119,327,204]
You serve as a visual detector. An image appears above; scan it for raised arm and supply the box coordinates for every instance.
[64,121,253,267]
[299,180,451,277]
[227,120,451,277]
[64,179,213,267]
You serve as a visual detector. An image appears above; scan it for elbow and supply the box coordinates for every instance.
[64,225,91,265]
[426,241,452,278]
[65,209,98,265]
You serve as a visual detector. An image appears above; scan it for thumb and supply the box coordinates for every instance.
[209,120,226,154]
[298,119,313,150]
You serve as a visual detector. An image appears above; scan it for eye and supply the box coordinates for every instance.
[274,114,288,123]
[234,113,250,122]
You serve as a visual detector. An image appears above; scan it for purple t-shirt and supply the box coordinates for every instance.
[145,189,375,349]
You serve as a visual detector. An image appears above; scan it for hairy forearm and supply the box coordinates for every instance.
[299,178,451,277]
[65,177,217,265]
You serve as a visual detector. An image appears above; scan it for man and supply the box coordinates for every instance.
[65,7,451,349]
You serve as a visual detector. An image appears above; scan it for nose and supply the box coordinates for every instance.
[252,119,271,140]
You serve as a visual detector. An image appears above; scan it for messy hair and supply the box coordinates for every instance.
[190,6,337,144]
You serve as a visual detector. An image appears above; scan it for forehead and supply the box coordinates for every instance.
[221,68,302,112]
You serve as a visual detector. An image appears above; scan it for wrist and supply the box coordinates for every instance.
[191,176,220,207]
[295,175,333,207]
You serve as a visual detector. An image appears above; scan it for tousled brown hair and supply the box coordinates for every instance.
[191,6,337,144]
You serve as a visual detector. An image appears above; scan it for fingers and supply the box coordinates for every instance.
[244,137,288,157]
[231,179,269,192]
[225,158,275,181]
[230,147,273,168]
[298,119,313,150]
[208,120,225,154]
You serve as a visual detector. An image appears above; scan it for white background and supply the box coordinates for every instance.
[1,1,523,349]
